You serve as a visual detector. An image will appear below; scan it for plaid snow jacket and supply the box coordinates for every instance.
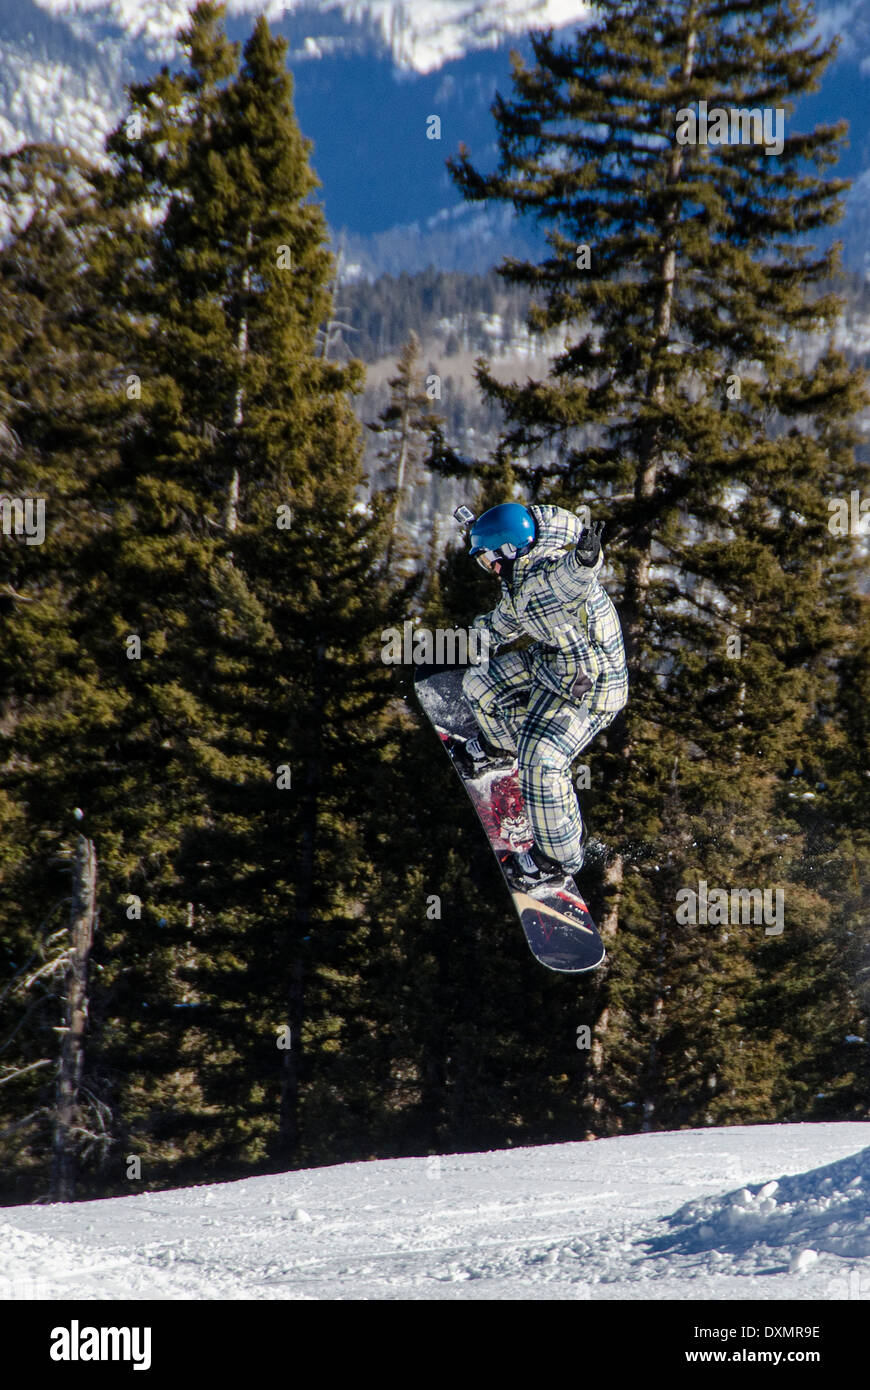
[473,505,629,718]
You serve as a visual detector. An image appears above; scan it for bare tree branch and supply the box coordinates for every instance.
[0,1058,52,1087]
[0,1108,48,1142]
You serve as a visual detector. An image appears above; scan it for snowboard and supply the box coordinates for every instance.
[414,663,605,974]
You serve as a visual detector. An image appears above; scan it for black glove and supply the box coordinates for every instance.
[576,519,605,567]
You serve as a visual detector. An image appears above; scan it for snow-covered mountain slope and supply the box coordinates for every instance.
[1,1123,868,1300]
[2,1,870,273]
[33,1,590,72]
[0,0,580,263]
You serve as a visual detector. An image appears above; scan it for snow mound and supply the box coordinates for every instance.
[647,1145,870,1271]
[2,1125,869,1299]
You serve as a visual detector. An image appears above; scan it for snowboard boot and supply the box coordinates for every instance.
[506,830,589,890]
[502,846,566,890]
[446,734,515,780]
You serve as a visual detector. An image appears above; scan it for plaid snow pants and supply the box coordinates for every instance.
[462,648,614,870]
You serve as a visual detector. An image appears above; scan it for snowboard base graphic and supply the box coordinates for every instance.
[414,664,605,974]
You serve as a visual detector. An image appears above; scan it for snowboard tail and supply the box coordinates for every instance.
[415,664,605,974]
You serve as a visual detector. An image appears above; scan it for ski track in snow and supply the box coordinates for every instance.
[1,1123,869,1299]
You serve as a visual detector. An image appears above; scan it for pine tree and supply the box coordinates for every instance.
[101,3,396,1174]
[0,144,140,1193]
[1,3,396,1194]
[366,331,443,575]
[447,0,868,1130]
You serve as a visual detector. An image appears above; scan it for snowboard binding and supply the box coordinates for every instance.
[502,846,572,891]
[443,733,515,780]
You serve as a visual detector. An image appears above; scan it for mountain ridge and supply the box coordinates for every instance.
[2,1,870,275]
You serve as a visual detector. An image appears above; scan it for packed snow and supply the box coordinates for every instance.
[1,1123,868,1300]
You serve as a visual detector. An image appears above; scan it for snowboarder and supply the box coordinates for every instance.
[454,502,628,885]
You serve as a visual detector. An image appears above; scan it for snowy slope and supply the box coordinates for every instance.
[33,1,591,72]
[1,1123,868,1300]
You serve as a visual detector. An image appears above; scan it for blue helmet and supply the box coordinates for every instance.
[469,504,536,570]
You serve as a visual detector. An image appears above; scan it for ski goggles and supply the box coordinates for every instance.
[472,548,501,573]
